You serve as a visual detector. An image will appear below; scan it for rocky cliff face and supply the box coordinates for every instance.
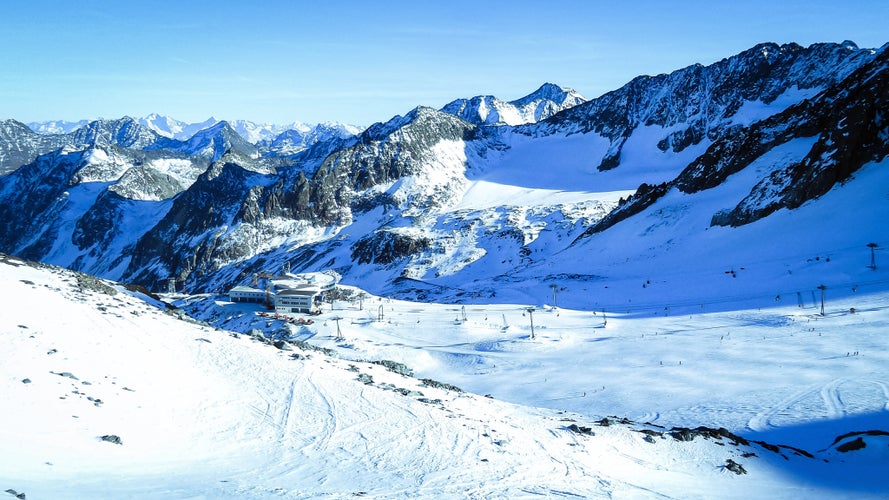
[577,44,888,239]
[251,106,475,226]
[70,117,163,150]
[531,41,877,171]
[0,120,70,175]
[704,47,889,227]
[123,151,274,285]
[119,107,477,286]
[0,117,167,175]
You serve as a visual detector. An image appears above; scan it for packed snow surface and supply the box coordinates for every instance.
[3,253,889,498]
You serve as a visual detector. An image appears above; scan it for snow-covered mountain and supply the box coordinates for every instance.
[0,142,211,277]
[137,114,218,141]
[0,117,166,175]
[70,117,165,150]
[532,41,876,171]
[136,114,363,146]
[258,121,363,156]
[147,121,260,162]
[26,119,90,135]
[228,119,304,144]
[0,41,886,307]
[139,115,313,144]
[0,119,71,175]
[27,115,196,140]
[441,82,586,126]
[26,114,364,148]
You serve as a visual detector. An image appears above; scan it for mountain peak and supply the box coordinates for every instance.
[440,83,586,126]
[360,106,454,141]
[70,117,161,150]
[514,82,574,104]
[146,118,259,162]
[201,120,234,134]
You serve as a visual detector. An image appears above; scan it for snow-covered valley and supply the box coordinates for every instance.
[3,243,888,498]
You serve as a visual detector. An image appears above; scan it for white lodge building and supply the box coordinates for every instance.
[227,271,339,315]
[228,286,267,304]
[274,286,319,314]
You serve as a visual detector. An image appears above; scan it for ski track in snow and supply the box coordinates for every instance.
[278,375,300,443]
[820,379,845,420]
[746,384,824,432]
[748,378,889,432]
[304,370,338,454]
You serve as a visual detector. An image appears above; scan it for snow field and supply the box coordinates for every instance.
[7,256,889,497]
[260,290,889,444]
[216,288,889,495]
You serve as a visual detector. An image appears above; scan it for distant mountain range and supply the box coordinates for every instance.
[24,84,582,144]
[1,41,886,308]
[27,115,364,146]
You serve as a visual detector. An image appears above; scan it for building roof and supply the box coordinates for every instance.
[272,271,338,291]
[276,288,319,297]
[230,270,336,297]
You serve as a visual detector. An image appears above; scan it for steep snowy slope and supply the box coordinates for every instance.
[0,145,209,278]
[6,255,875,498]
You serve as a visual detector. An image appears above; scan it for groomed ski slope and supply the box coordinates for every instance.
[4,255,889,498]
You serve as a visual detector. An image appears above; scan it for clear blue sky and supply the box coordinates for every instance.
[1,0,886,126]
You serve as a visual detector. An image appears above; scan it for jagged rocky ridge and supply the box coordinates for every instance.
[0,117,170,175]
[0,41,885,297]
[579,43,888,238]
[122,106,476,286]
[27,114,364,155]
[0,120,71,175]
[529,41,876,171]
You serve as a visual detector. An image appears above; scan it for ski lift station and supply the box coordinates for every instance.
[228,271,339,314]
